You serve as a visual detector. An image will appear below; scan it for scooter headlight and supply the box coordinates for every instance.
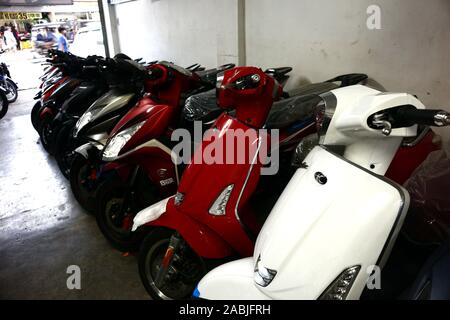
[254,255,277,287]
[102,120,146,161]
[74,110,97,137]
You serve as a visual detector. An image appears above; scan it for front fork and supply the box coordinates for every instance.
[117,165,140,230]
[155,232,182,287]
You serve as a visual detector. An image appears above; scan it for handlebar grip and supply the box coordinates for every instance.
[396,106,450,127]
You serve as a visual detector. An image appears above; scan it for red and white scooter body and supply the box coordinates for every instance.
[197,85,427,300]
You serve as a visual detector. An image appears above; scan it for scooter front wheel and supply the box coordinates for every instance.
[138,228,207,300]
[95,177,146,252]
[0,92,8,119]
[31,101,41,131]
[55,123,78,178]
[39,114,55,154]
[69,153,98,213]
[5,79,18,103]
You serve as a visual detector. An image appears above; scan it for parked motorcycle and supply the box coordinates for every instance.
[68,61,234,215]
[193,85,450,300]
[0,61,18,103]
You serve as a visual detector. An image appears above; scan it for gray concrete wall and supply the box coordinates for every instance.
[112,0,241,67]
[111,0,450,140]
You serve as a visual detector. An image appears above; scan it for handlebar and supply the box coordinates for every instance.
[395,106,450,127]
[369,105,450,135]
[227,73,261,90]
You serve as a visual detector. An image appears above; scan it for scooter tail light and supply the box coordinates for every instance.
[319,265,361,300]
[208,184,234,216]
[254,255,277,287]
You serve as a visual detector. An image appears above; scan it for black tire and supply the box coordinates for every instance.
[138,229,206,300]
[31,101,41,131]
[95,178,144,252]
[69,153,99,213]
[5,79,18,103]
[95,173,160,252]
[54,123,76,178]
[38,114,55,154]
[0,92,8,119]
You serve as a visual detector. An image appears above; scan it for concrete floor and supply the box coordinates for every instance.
[0,50,149,299]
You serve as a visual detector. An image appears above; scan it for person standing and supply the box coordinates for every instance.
[57,26,68,52]
[11,25,21,50]
[2,26,17,52]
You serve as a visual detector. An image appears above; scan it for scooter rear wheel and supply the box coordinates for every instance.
[138,228,207,300]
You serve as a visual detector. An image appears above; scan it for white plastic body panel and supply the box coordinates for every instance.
[132,196,171,231]
[324,85,423,175]
[197,258,270,300]
[252,146,409,299]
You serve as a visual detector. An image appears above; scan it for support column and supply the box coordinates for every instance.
[237,0,246,66]
[97,0,121,57]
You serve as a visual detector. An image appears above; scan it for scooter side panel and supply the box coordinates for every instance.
[254,146,409,299]
[174,113,263,257]
[120,102,175,155]
[118,142,178,197]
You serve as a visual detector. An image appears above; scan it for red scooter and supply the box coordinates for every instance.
[92,62,237,250]
[130,67,296,299]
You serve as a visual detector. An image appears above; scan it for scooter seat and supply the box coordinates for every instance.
[265,92,324,129]
[183,83,334,129]
[196,63,236,85]
[182,89,221,124]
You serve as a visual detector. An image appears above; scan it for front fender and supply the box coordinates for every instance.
[39,106,54,119]
[134,198,234,259]
[196,257,270,300]
[74,142,103,159]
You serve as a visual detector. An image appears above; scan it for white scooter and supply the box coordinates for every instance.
[195,84,450,300]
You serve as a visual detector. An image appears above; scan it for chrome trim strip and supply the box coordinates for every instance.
[234,136,263,231]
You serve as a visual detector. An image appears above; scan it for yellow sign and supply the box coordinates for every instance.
[0,12,42,20]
